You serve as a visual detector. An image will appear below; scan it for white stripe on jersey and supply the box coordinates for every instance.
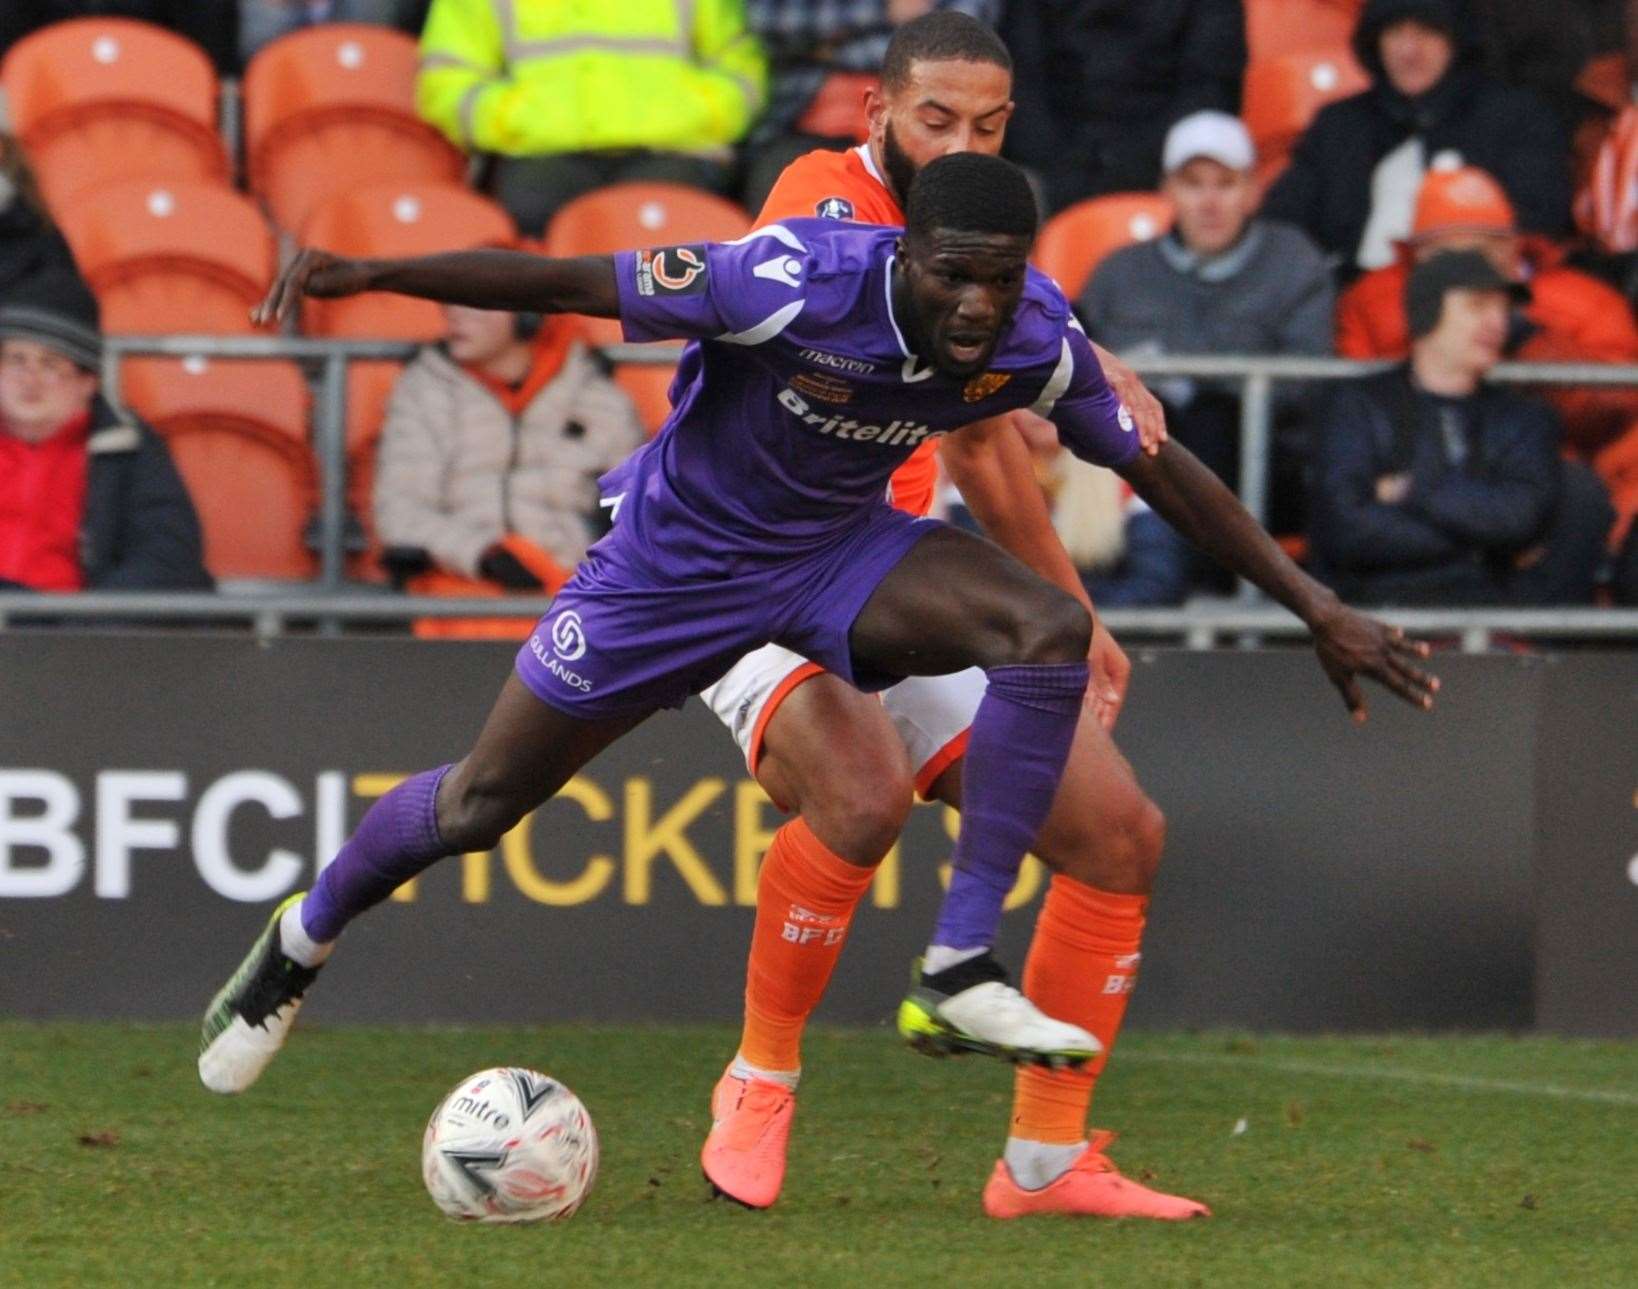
[1030,337,1075,417]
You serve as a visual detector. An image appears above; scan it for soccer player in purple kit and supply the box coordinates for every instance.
[199,155,1438,1139]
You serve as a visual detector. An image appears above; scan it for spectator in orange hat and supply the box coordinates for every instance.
[1337,162,1638,553]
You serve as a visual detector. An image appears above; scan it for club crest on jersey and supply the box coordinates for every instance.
[815,196,855,220]
[635,245,707,296]
[962,371,1012,402]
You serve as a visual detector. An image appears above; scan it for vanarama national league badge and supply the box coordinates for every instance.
[962,371,1012,402]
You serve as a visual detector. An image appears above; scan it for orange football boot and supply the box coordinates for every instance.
[701,1067,796,1209]
[982,1131,1211,1220]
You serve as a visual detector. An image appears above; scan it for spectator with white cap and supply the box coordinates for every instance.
[1080,110,1333,541]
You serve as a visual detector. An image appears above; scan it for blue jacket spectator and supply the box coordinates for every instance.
[1310,251,1611,605]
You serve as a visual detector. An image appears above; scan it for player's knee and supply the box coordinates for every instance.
[436,761,529,853]
[1040,790,1164,894]
[801,759,912,863]
[1120,797,1166,892]
[1006,591,1093,666]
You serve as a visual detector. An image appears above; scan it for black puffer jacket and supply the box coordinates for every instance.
[0,0,237,73]
[0,199,80,303]
[81,396,213,590]
[1001,0,1246,214]
[1309,365,1562,596]
[1261,0,1571,267]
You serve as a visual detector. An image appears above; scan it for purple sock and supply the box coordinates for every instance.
[301,764,454,943]
[931,661,1088,951]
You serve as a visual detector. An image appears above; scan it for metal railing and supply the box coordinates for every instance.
[40,336,1635,648]
[1,589,1634,653]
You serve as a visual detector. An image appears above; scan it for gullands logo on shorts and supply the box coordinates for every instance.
[530,612,593,693]
[550,609,587,661]
[777,386,940,448]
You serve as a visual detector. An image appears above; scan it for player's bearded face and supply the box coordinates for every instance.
[873,60,1013,202]
[900,230,1031,378]
[881,121,920,213]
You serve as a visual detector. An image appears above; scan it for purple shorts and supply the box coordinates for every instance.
[515,504,939,721]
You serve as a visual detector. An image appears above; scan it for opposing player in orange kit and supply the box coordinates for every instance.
[699,12,1205,1221]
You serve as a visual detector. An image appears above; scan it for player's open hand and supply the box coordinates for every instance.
[1088,619,1130,730]
[1090,341,1167,456]
[252,249,374,327]
[1310,603,1439,723]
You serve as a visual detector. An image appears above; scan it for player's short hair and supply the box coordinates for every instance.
[905,153,1038,244]
[881,11,1012,91]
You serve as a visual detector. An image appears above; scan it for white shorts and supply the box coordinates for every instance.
[699,643,984,805]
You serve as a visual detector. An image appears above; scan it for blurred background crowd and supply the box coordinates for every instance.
[3,0,1637,619]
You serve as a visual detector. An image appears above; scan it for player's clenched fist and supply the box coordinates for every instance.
[252,249,374,327]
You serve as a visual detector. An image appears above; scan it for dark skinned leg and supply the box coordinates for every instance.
[436,673,651,852]
[849,526,1092,674]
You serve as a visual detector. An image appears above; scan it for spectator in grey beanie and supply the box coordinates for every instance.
[0,269,213,593]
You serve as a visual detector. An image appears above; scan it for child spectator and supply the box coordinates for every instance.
[372,303,643,636]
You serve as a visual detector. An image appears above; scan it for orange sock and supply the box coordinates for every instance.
[1011,875,1148,1143]
[739,818,877,1073]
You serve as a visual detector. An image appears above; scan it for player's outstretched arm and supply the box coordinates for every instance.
[1119,440,1440,722]
[1088,340,1166,456]
[252,248,620,327]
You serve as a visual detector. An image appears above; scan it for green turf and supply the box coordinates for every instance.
[3,1023,1634,1288]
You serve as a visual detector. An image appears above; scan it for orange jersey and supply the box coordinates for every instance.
[753,145,941,519]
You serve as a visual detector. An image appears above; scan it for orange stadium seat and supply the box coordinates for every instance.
[299,183,516,338]
[542,183,752,432]
[120,357,317,581]
[1243,50,1370,187]
[244,24,466,234]
[0,18,227,214]
[56,179,275,334]
[1031,194,1174,300]
[1243,0,1365,65]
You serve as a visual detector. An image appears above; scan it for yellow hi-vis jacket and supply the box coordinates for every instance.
[416,0,767,157]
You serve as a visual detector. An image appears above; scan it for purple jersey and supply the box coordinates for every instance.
[602,220,1139,575]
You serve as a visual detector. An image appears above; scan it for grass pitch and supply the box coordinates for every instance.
[2,1023,1634,1288]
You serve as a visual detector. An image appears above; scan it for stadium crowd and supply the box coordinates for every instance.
[1,0,1636,607]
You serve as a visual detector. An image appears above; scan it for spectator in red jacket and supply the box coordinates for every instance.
[0,271,211,594]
